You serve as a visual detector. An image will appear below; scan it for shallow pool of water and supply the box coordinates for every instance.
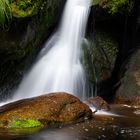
[0,104,140,140]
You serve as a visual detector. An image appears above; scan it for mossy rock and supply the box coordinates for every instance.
[0,92,92,128]
[82,31,118,83]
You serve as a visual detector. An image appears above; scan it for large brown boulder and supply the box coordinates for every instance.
[0,92,92,128]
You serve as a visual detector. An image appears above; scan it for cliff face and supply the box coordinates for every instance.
[0,0,66,99]
[85,0,140,101]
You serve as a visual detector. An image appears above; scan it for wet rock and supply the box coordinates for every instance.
[114,49,140,107]
[114,96,140,107]
[0,92,92,128]
[85,96,111,112]
[82,31,118,83]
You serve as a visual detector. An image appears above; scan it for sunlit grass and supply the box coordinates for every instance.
[0,0,12,28]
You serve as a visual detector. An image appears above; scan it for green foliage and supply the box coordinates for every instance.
[95,0,134,14]
[9,119,43,128]
[18,0,32,10]
[11,0,44,18]
[0,0,12,28]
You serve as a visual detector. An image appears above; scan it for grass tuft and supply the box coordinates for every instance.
[0,0,12,28]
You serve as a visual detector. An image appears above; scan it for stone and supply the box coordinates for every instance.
[85,96,111,113]
[0,92,92,128]
[82,31,118,83]
[114,96,140,107]
[115,49,140,107]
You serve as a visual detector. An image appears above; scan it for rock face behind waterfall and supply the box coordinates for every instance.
[114,49,140,107]
[0,92,92,128]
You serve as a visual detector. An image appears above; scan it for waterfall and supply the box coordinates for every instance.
[10,0,92,101]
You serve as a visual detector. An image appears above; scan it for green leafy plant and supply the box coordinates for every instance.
[9,119,43,128]
[18,0,32,10]
[0,0,12,28]
[11,0,43,18]
[95,0,134,14]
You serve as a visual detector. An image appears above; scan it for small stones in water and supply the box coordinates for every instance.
[59,126,62,129]
[98,126,102,130]
[123,105,131,108]
[84,128,88,132]
[134,110,140,115]
[69,127,74,130]
[102,128,105,131]
[120,129,125,134]
[119,128,139,139]
[84,116,89,120]
[101,135,106,139]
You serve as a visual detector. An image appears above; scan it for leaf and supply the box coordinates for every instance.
[0,0,12,28]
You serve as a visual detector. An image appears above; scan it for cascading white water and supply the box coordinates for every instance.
[11,0,92,101]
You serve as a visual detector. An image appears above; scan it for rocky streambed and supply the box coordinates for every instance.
[0,92,139,140]
[0,104,140,140]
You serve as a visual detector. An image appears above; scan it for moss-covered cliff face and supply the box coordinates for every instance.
[82,32,118,83]
[0,0,65,99]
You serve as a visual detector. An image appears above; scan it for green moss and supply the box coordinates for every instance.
[94,0,134,14]
[18,0,32,10]
[9,119,43,128]
[10,0,41,18]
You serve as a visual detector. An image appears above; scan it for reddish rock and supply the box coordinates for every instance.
[0,92,92,128]
[85,96,111,112]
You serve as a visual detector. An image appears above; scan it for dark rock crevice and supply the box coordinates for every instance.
[86,0,140,102]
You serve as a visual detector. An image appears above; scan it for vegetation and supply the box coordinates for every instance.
[9,119,43,128]
[95,0,134,14]
[0,0,12,28]
[0,0,44,27]
[10,0,42,18]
